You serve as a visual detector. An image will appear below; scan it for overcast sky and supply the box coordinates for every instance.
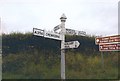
[0,0,119,36]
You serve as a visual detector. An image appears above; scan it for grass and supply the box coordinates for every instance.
[2,52,119,79]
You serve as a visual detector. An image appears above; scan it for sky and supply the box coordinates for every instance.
[0,0,119,36]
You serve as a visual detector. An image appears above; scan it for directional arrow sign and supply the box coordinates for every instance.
[33,28,62,40]
[44,30,62,40]
[65,28,86,36]
[64,41,80,49]
[33,28,44,37]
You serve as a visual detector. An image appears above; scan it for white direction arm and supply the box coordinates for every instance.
[65,28,86,36]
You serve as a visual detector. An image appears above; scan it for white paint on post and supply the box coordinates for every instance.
[60,13,66,80]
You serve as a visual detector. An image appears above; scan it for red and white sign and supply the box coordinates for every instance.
[95,35,120,45]
[99,43,120,51]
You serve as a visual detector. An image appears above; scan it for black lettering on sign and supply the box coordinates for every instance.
[46,33,60,38]
[54,25,60,31]
[66,29,76,35]
[65,41,73,45]
[78,31,86,36]
[75,44,77,48]
[65,45,70,48]
[33,28,44,36]
[36,31,44,35]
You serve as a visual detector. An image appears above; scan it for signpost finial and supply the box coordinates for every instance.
[60,13,67,22]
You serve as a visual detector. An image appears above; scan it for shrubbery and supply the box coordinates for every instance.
[2,33,119,79]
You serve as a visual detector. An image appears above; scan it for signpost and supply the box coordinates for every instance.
[64,41,80,49]
[95,35,120,72]
[33,14,86,80]
[60,14,66,80]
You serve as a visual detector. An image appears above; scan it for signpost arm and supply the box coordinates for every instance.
[60,14,67,80]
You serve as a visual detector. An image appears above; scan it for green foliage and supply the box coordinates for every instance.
[2,50,61,79]
[2,51,118,79]
[2,33,119,79]
[2,32,98,55]
[65,52,118,79]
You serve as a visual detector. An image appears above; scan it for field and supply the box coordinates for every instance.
[2,51,118,79]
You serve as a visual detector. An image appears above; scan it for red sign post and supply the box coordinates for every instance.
[95,35,120,51]
[95,35,120,45]
[95,35,120,70]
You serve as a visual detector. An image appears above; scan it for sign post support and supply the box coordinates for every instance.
[100,52,104,71]
[60,14,67,80]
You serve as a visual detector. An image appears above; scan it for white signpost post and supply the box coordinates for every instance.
[33,14,86,80]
